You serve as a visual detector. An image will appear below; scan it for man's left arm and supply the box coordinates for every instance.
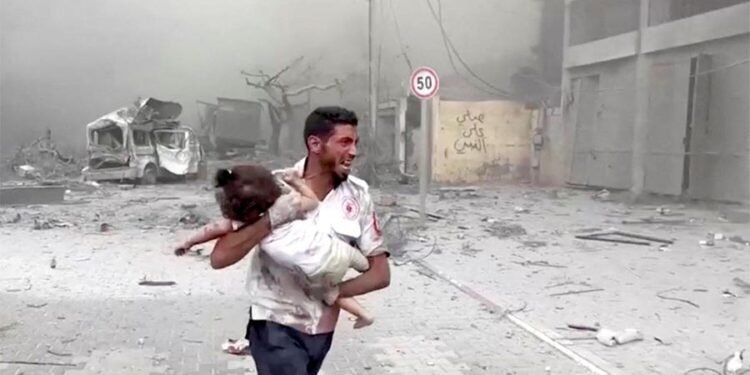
[338,195,390,298]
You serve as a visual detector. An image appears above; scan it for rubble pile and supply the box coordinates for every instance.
[5,131,83,182]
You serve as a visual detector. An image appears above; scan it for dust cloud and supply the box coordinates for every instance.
[1,0,545,157]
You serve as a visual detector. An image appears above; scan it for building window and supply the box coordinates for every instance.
[569,0,640,45]
[649,0,750,26]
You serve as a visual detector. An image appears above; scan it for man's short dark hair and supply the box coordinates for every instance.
[303,106,358,146]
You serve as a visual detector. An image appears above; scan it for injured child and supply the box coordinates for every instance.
[175,165,374,329]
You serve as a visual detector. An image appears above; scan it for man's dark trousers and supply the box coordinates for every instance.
[245,316,334,375]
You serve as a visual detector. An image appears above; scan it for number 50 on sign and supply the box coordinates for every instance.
[410,66,439,100]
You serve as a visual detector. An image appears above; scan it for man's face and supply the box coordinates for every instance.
[310,124,358,179]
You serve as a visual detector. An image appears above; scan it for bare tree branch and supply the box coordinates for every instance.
[266,56,304,85]
[286,80,340,97]
[244,78,267,89]
[240,70,271,80]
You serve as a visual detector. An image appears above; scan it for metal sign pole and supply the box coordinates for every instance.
[409,66,439,227]
[419,98,429,226]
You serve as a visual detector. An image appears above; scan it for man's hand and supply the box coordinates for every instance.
[338,252,390,298]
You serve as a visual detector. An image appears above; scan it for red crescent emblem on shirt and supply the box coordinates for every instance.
[342,197,359,219]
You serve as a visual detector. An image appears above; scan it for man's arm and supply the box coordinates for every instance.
[338,252,390,298]
[210,216,271,269]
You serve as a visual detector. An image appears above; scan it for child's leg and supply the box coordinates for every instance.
[336,297,374,329]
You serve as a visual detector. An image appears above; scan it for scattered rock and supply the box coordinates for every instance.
[592,189,610,201]
[33,218,70,230]
[729,235,750,246]
[178,212,208,227]
[521,240,547,248]
[595,328,643,347]
[484,221,527,239]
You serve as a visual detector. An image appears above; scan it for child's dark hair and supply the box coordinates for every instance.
[214,165,282,224]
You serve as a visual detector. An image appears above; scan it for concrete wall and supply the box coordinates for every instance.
[646,34,750,201]
[431,100,534,184]
[566,58,636,189]
[538,109,567,186]
[569,0,639,45]
[563,1,750,201]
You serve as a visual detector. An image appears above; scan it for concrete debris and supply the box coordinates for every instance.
[4,130,82,182]
[221,338,250,355]
[1,185,67,206]
[514,206,530,214]
[733,278,750,294]
[138,279,176,286]
[729,235,750,246]
[178,212,209,227]
[9,213,21,223]
[33,218,71,230]
[655,207,672,215]
[575,230,673,246]
[483,220,527,239]
[437,187,479,200]
[592,189,611,201]
[595,328,643,347]
[621,217,691,225]
[50,257,57,269]
[378,195,398,207]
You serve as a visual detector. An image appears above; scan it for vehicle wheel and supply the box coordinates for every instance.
[139,165,158,185]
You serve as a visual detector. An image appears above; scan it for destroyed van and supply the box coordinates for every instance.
[82,98,207,184]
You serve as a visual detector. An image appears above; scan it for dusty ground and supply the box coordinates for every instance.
[1,181,584,375]
[387,185,750,375]
[0,177,747,374]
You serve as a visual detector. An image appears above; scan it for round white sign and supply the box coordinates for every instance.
[410,66,440,100]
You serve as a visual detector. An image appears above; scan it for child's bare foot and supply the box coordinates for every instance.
[353,316,374,329]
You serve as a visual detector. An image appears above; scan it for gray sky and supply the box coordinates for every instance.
[0,0,542,155]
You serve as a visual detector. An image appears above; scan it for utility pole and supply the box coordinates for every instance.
[630,0,650,201]
[368,0,378,135]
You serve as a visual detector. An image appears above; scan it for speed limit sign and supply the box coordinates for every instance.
[410,66,439,100]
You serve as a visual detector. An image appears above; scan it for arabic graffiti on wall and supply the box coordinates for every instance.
[452,109,487,154]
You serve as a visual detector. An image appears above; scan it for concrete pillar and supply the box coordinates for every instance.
[561,0,573,182]
[630,0,650,201]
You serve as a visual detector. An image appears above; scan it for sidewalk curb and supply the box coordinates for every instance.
[411,258,627,375]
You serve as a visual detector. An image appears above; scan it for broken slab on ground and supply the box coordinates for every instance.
[0,185,66,205]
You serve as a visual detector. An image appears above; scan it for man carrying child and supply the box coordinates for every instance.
[209,106,391,375]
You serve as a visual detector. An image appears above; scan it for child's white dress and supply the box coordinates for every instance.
[234,177,369,302]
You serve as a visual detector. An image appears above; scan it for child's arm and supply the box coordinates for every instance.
[175,218,234,255]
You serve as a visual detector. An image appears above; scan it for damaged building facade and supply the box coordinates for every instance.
[561,0,750,202]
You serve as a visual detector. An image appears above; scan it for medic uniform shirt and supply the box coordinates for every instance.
[245,158,386,334]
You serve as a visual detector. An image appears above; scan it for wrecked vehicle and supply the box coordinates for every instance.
[197,97,264,156]
[82,98,207,184]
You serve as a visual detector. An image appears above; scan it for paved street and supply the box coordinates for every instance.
[0,183,590,375]
[387,185,750,375]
